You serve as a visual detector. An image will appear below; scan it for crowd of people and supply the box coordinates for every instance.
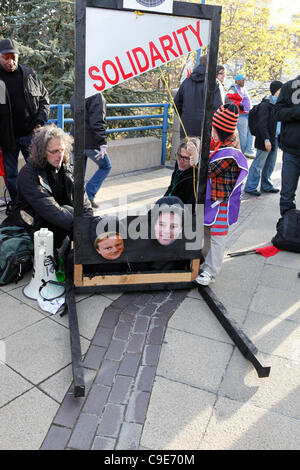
[0,37,299,286]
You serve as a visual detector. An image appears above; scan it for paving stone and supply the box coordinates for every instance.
[151,292,170,303]
[134,316,150,333]
[82,384,110,415]
[92,326,114,347]
[114,321,132,340]
[99,307,120,328]
[112,293,138,310]
[84,345,105,370]
[109,375,133,404]
[97,403,125,438]
[68,413,98,450]
[132,293,153,307]
[139,303,157,317]
[40,425,72,450]
[53,392,86,428]
[118,353,141,376]
[119,312,136,323]
[127,333,145,353]
[169,289,189,303]
[146,325,165,345]
[125,391,150,424]
[157,299,181,314]
[116,422,143,450]
[142,344,161,366]
[92,436,116,450]
[136,366,156,392]
[121,304,141,315]
[95,359,120,386]
[105,338,127,361]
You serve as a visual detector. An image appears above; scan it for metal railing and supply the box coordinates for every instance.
[48,102,170,165]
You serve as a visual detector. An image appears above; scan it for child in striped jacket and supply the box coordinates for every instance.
[195,103,248,286]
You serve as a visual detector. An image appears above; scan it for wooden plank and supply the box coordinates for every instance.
[74,264,83,286]
[81,271,192,286]
[191,259,200,280]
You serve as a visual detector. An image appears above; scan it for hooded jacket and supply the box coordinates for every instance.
[174,65,223,138]
[274,75,300,156]
[0,63,49,149]
[70,92,107,149]
[254,95,278,151]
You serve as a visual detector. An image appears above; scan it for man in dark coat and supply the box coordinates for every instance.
[70,92,111,209]
[274,75,300,215]
[3,124,92,248]
[174,55,223,138]
[244,80,282,196]
[0,38,49,206]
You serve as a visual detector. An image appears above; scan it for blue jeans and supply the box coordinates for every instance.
[84,149,112,200]
[2,133,33,205]
[280,152,300,215]
[245,127,255,156]
[236,114,248,154]
[244,139,279,192]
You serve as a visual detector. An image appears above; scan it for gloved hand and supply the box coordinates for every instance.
[94,144,108,160]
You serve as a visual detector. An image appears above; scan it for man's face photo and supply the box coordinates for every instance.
[154,211,182,246]
[95,233,124,260]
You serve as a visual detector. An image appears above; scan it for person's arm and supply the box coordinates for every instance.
[274,83,300,122]
[257,101,271,144]
[19,165,73,231]
[209,158,236,177]
[34,74,50,126]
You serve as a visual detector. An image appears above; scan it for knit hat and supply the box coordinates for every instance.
[212,103,239,141]
[234,73,245,81]
[270,80,283,96]
[0,38,19,54]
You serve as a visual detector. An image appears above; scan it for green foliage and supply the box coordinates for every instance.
[0,0,75,103]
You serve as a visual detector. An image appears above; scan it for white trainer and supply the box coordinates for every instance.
[194,271,215,286]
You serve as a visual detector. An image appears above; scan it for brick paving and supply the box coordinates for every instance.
[40,289,188,450]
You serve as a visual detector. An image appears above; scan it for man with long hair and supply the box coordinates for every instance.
[3,124,92,247]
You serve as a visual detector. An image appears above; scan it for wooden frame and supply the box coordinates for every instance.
[74,0,222,291]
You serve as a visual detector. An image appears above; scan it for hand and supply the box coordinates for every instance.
[186,140,198,165]
[94,144,108,160]
[265,140,272,152]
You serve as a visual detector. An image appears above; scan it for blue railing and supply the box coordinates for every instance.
[48,102,170,165]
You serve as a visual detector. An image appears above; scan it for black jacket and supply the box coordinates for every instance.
[0,63,49,150]
[70,92,107,149]
[164,164,198,209]
[274,75,300,156]
[254,96,278,151]
[174,65,223,138]
[12,158,92,234]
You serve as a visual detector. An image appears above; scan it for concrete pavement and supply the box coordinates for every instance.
[0,152,300,450]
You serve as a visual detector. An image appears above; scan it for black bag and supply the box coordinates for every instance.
[248,102,262,137]
[0,226,33,285]
[272,209,300,253]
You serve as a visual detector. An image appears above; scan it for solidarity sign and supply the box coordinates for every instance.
[85,7,210,97]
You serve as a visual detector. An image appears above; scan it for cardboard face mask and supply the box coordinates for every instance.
[154,211,182,246]
[95,233,124,260]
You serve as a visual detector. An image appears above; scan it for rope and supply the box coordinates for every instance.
[158,66,197,200]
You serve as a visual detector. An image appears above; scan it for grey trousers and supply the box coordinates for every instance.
[202,226,228,278]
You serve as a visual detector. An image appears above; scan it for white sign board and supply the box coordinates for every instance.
[123,0,173,14]
[85,7,210,97]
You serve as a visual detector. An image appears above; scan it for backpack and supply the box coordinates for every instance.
[272,209,300,253]
[0,226,34,286]
[248,102,262,137]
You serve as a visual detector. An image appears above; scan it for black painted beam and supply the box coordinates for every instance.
[198,285,271,378]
